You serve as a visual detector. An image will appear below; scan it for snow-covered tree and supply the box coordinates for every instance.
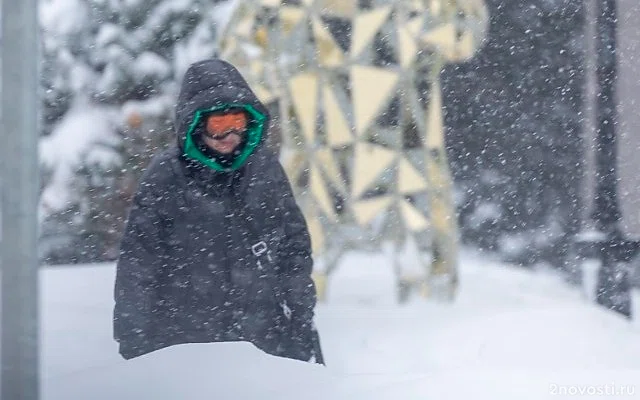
[39,0,227,263]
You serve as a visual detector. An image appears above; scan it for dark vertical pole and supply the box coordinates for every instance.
[593,0,621,229]
[592,0,632,318]
[563,0,588,287]
[1,0,41,397]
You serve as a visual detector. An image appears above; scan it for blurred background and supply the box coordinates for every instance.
[2,0,640,398]
[35,0,640,277]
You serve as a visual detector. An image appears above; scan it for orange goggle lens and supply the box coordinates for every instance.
[206,112,248,136]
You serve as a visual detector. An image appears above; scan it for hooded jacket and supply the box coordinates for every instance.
[113,59,323,364]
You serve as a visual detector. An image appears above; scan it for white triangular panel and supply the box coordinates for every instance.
[317,0,358,17]
[220,36,239,59]
[421,23,456,54]
[430,0,443,15]
[407,16,424,37]
[412,0,425,10]
[253,84,275,104]
[280,6,306,35]
[310,166,337,221]
[452,31,475,61]
[250,60,265,77]
[306,206,325,254]
[351,66,399,137]
[283,152,306,183]
[399,158,427,194]
[352,143,395,198]
[351,6,391,57]
[458,0,485,15]
[322,85,352,146]
[427,80,444,149]
[353,196,393,226]
[289,73,319,143]
[397,26,418,68]
[312,17,344,67]
[234,15,255,38]
[315,148,346,191]
[430,197,451,232]
[400,200,429,231]
[261,0,282,7]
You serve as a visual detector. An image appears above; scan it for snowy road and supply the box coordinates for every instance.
[41,252,640,399]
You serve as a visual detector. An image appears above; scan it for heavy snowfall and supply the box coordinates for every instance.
[1,0,640,398]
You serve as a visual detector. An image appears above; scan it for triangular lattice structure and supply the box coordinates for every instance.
[220,0,488,301]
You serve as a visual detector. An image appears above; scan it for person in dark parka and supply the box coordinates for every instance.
[113,59,324,365]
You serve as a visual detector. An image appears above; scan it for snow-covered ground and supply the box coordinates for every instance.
[42,251,640,399]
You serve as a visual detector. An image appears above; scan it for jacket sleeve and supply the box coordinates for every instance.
[272,162,317,321]
[113,164,171,357]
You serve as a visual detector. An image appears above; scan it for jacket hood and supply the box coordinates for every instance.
[175,59,270,172]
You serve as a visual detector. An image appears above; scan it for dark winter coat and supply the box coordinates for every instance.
[113,59,323,364]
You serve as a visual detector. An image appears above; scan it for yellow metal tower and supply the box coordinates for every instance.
[220,0,488,302]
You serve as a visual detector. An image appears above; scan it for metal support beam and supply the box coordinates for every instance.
[1,0,40,398]
[593,0,621,230]
[574,0,640,319]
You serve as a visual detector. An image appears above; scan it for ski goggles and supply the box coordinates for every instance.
[202,128,246,141]
[205,110,248,139]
